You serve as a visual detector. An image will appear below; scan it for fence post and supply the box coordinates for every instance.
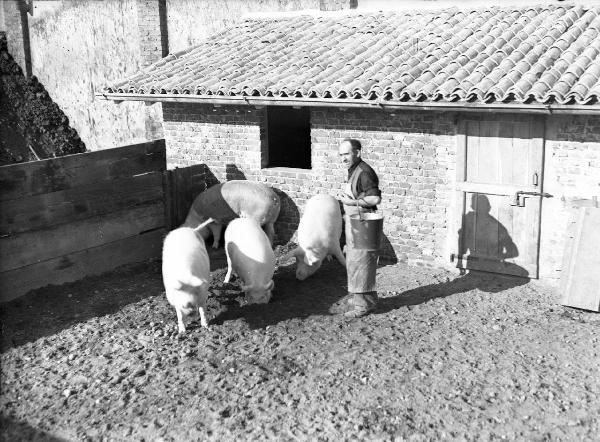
[162,164,208,229]
[162,169,174,231]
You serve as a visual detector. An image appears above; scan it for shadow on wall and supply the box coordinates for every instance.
[272,187,300,246]
[378,235,398,265]
[0,415,68,442]
[458,194,529,278]
[225,163,246,181]
[203,164,220,189]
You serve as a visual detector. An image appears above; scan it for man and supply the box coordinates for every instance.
[337,138,382,318]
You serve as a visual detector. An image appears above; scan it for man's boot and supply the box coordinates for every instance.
[344,291,378,318]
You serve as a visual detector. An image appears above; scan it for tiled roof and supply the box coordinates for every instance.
[104,5,600,106]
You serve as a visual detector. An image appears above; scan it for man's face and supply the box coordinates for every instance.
[338,141,360,169]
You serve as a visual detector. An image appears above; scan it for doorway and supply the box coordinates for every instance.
[454,115,545,278]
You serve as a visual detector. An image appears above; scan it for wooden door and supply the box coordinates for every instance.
[454,115,545,278]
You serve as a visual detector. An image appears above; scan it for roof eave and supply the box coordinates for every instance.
[96,92,600,115]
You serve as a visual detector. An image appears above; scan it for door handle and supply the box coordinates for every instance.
[510,191,553,207]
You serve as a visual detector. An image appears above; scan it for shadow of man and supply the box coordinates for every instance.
[458,194,528,278]
[378,194,529,313]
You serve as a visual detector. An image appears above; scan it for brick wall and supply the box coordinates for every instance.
[136,0,169,67]
[163,103,457,265]
[539,115,600,285]
[163,104,600,282]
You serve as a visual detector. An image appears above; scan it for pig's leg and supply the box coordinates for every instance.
[198,306,209,328]
[224,245,233,283]
[208,222,223,249]
[263,222,275,247]
[175,308,187,333]
[333,244,347,267]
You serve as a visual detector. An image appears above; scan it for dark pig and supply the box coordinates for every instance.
[183,180,280,247]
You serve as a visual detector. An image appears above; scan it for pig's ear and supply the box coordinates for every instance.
[188,276,207,288]
[305,251,320,266]
[171,280,184,291]
[264,280,274,291]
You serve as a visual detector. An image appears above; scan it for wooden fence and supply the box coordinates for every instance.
[163,163,207,229]
[0,139,207,303]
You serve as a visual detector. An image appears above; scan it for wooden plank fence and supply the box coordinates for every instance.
[0,140,177,302]
[163,163,207,229]
[0,138,211,303]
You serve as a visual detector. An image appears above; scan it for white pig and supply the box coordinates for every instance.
[284,194,346,280]
[162,219,214,333]
[183,180,280,248]
[224,218,275,304]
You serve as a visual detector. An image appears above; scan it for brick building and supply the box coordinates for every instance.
[101,4,600,285]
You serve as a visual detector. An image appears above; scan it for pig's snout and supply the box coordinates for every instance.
[180,302,197,316]
[296,268,309,281]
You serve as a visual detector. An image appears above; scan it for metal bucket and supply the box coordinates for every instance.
[349,212,384,251]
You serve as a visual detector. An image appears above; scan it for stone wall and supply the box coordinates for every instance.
[163,103,457,264]
[1,1,28,75]
[25,0,163,151]
[0,32,86,163]
[166,0,320,53]
[1,0,352,152]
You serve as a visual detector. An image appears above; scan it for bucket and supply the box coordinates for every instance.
[349,212,384,251]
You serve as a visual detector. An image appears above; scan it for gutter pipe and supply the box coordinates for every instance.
[95,92,600,115]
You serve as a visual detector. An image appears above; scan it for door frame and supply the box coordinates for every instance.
[452,113,546,278]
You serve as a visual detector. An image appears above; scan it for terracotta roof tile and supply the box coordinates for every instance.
[104,4,600,106]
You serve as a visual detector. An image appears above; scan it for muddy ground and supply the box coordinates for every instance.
[1,246,599,442]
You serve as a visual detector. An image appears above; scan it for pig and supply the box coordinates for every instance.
[224,218,275,304]
[162,218,214,333]
[183,180,280,249]
[283,194,346,280]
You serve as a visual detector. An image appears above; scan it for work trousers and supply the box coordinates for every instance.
[344,213,378,313]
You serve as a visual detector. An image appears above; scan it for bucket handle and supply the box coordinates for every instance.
[355,198,363,221]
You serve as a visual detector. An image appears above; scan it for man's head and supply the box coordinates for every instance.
[338,138,362,169]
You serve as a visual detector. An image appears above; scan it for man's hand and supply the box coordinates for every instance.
[336,194,355,206]
[336,194,381,208]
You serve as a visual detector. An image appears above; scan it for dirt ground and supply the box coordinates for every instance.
[1,245,599,442]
